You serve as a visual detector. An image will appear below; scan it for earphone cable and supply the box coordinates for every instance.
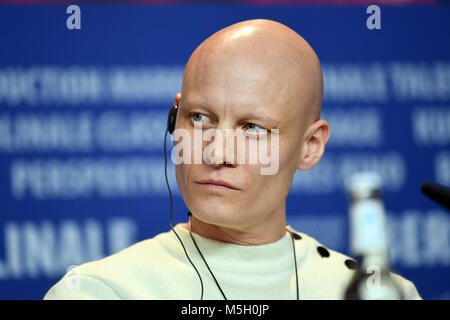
[290,230,300,300]
[188,216,228,300]
[164,129,204,300]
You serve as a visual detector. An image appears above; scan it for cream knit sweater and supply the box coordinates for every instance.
[44,223,421,300]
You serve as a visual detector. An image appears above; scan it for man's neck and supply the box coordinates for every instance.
[182,210,287,246]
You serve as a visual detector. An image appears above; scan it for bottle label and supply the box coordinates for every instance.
[350,199,388,255]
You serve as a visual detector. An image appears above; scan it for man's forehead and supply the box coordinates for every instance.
[180,19,323,128]
[181,55,295,119]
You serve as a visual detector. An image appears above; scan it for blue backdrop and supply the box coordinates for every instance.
[0,4,449,299]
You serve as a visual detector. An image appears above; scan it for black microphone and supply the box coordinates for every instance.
[421,182,450,211]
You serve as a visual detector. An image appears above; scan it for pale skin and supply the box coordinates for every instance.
[173,19,330,245]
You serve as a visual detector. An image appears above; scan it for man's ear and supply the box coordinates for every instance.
[174,92,181,107]
[297,119,330,171]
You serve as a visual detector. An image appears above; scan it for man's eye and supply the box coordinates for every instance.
[244,123,264,133]
[191,113,209,123]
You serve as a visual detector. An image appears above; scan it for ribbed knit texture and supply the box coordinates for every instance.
[44,223,422,300]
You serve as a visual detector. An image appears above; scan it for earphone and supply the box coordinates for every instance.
[167,104,178,135]
[164,103,205,299]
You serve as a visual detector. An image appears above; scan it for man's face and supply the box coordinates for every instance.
[174,54,306,231]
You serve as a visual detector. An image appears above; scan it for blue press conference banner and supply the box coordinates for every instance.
[0,4,449,299]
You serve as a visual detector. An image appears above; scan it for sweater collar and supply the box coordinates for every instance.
[171,223,297,274]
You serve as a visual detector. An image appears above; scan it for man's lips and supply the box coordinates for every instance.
[195,179,240,191]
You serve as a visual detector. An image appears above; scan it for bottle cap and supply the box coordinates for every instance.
[347,171,382,200]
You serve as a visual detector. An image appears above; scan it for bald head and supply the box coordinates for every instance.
[175,20,330,240]
[181,19,323,129]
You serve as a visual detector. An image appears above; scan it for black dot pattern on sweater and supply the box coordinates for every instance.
[317,246,330,258]
[293,233,302,240]
[345,259,359,270]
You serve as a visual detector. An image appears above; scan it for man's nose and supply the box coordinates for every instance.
[203,129,238,167]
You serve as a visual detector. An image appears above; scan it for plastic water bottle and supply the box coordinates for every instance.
[344,172,403,300]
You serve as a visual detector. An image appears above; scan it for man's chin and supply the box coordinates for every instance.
[189,205,244,229]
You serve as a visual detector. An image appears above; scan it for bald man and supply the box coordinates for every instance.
[44,19,421,300]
